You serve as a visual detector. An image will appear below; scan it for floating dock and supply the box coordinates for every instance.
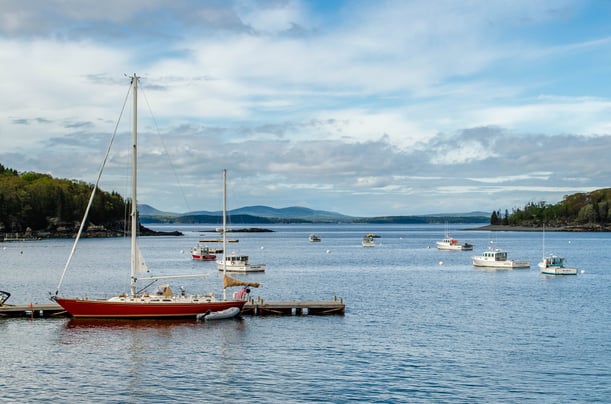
[0,298,345,318]
[243,297,345,316]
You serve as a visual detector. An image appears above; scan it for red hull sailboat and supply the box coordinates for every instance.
[51,74,250,319]
[54,296,244,319]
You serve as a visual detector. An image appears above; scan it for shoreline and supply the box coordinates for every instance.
[467,224,610,232]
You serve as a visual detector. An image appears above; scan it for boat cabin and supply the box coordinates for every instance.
[483,250,507,261]
[543,256,565,267]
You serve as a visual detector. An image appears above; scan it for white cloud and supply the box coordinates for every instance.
[0,0,610,216]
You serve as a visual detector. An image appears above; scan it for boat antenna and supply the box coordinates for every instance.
[54,75,133,296]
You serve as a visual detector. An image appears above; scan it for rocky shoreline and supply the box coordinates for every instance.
[1,224,183,241]
[468,224,610,232]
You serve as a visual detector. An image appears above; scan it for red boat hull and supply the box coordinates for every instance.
[191,254,216,261]
[54,298,245,319]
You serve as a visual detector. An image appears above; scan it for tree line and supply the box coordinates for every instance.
[490,188,611,229]
[0,164,127,234]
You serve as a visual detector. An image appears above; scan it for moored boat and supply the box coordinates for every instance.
[196,306,241,321]
[472,247,530,269]
[51,74,247,319]
[537,225,578,275]
[190,243,217,261]
[538,255,578,275]
[309,234,321,242]
[362,234,375,247]
[216,169,266,273]
[217,253,266,272]
[436,237,473,251]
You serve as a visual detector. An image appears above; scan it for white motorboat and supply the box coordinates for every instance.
[216,169,266,273]
[217,253,266,273]
[436,237,473,251]
[538,255,577,275]
[362,235,375,247]
[537,225,578,275]
[472,248,530,268]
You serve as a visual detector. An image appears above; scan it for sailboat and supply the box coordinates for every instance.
[216,169,266,273]
[51,74,248,318]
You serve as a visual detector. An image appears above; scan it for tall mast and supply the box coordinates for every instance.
[130,74,139,296]
[222,168,227,300]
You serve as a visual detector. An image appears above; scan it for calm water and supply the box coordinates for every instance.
[1,224,610,403]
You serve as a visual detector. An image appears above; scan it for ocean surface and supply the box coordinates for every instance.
[1,223,610,403]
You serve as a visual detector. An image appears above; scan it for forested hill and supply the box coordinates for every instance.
[0,164,127,237]
[490,188,611,231]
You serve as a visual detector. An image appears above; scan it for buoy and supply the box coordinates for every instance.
[439,261,444,266]
[326,249,331,254]
[180,249,184,254]
[581,270,585,274]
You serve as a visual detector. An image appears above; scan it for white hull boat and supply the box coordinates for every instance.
[538,255,577,275]
[217,170,266,273]
[437,238,473,251]
[362,235,375,247]
[472,248,530,268]
[537,226,578,275]
[217,254,266,272]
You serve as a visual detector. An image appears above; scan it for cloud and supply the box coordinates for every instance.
[1,0,609,216]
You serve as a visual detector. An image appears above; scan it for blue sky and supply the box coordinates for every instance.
[1,0,611,216]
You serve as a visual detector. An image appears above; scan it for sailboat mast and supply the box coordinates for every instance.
[130,74,139,296]
[222,168,227,300]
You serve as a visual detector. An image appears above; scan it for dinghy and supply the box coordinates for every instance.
[196,306,241,321]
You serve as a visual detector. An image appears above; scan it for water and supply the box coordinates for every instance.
[1,224,610,402]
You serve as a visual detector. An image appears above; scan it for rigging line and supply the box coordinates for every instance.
[54,82,133,296]
[139,82,192,213]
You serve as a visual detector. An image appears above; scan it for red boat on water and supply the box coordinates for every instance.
[53,286,245,319]
[51,75,253,319]
[190,243,217,261]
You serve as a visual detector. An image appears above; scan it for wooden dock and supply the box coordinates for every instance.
[243,297,345,316]
[0,303,66,318]
[0,298,345,318]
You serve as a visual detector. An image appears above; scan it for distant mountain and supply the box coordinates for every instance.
[182,205,351,220]
[230,205,351,221]
[138,204,180,217]
[138,204,490,224]
[424,211,490,218]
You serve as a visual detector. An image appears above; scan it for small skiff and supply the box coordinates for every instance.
[196,306,241,321]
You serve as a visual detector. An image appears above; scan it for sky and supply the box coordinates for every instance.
[1,0,611,217]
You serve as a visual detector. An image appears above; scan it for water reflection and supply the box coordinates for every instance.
[64,317,201,330]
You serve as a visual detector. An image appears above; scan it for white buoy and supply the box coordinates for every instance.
[439,261,444,266]
[581,270,585,274]
[180,249,184,254]
[326,249,331,254]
